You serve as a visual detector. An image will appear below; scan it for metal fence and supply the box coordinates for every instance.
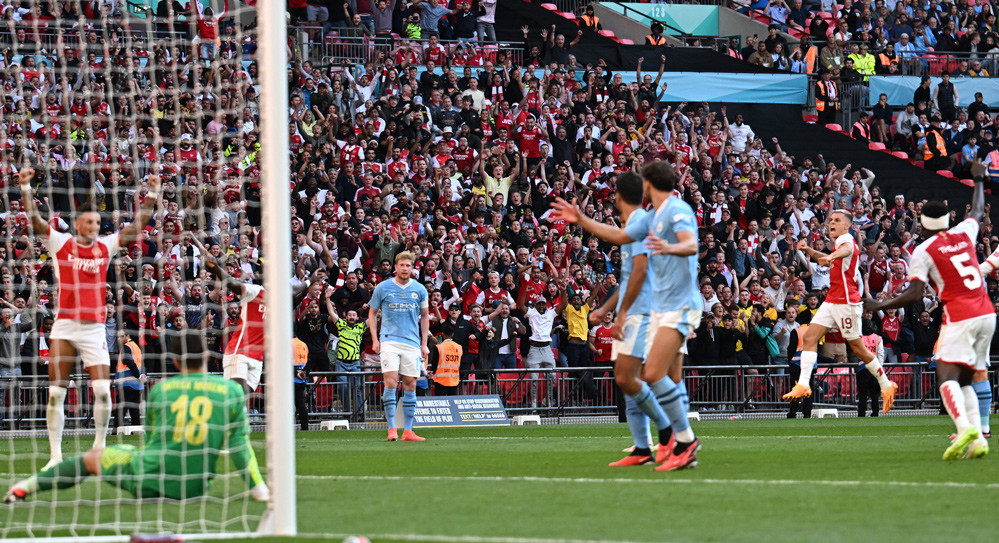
[3,364,995,430]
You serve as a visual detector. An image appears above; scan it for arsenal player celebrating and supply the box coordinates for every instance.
[203,258,265,398]
[866,163,992,460]
[783,209,899,411]
[19,167,160,470]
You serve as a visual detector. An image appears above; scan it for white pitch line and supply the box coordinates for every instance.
[300,532,646,543]
[313,434,946,441]
[297,474,999,490]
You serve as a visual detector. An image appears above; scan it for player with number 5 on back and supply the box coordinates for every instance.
[368,251,431,442]
[865,161,993,460]
[784,209,899,411]
[5,330,269,503]
[16,167,162,471]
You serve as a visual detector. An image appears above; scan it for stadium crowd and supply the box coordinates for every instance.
[0,0,997,423]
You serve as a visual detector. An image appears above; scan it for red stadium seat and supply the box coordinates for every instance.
[561,12,575,21]
[911,159,924,168]
[868,142,887,151]
[892,151,909,160]
[803,114,818,123]
[618,38,634,44]
[598,29,615,38]
[937,170,956,179]
[825,123,843,131]
[960,178,975,187]
[540,3,557,10]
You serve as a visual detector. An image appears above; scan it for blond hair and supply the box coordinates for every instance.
[395,251,416,264]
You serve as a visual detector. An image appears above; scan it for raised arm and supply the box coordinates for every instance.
[17,168,51,236]
[549,197,633,245]
[969,160,987,223]
[119,175,162,247]
[204,257,245,297]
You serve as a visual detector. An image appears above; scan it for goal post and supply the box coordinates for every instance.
[258,0,297,536]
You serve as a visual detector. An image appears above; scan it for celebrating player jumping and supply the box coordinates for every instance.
[18,167,161,470]
[866,162,991,460]
[551,161,702,471]
[783,209,900,411]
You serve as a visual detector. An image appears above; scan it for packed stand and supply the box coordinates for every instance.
[0,1,995,423]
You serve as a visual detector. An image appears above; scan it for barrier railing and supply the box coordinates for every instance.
[3,363,994,429]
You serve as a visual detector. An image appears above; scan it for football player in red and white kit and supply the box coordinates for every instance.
[784,209,899,411]
[866,166,991,459]
[19,167,160,469]
[204,259,264,396]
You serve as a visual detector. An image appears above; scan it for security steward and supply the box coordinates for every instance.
[429,324,463,396]
[646,22,667,46]
[113,330,145,428]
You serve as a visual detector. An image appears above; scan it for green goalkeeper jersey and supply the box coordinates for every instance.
[132,372,264,499]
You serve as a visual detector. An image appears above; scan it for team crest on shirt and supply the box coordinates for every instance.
[411,293,419,299]
[621,251,630,259]
[657,222,665,234]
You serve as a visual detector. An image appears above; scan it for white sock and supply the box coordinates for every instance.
[91,379,112,449]
[864,359,893,390]
[940,381,971,434]
[963,386,982,433]
[797,351,817,386]
[675,428,695,443]
[46,386,67,462]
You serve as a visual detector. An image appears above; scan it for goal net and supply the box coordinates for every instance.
[0,0,294,538]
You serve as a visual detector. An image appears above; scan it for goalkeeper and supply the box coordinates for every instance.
[5,330,270,503]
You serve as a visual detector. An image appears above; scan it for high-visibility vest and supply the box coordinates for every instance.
[728,48,742,60]
[581,14,599,28]
[803,46,818,73]
[115,340,143,387]
[924,129,947,160]
[988,150,999,182]
[877,53,897,69]
[852,121,870,140]
[646,34,666,46]
[861,333,881,357]
[293,337,308,371]
[796,324,809,352]
[815,80,838,111]
[433,340,463,387]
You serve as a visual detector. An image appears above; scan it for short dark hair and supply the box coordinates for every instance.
[641,160,677,193]
[75,198,99,216]
[170,329,208,371]
[617,171,644,205]
[439,323,454,337]
[922,200,948,220]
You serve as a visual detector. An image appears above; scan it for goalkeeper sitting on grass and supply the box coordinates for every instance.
[5,330,270,503]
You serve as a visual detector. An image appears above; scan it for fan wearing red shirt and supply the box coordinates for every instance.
[423,35,447,66]
[866,171,992,458]
[19,168,160,470]
[786,210,898,411]
[516,116,545,163]
[589,312,616,365]
[204,259,266,398]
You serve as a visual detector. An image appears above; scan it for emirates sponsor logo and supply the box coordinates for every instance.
[938,241,969,254]
[67,253,107,273]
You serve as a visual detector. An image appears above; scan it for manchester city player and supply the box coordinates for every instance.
[368,251,431,442]
[552,161,702,471]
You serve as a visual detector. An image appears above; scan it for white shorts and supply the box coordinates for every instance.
[379,341,423,378]
[612,314,650,361]
[223,354,263,390]
[646,307,702,360]
[935,314,995,372]
[811,302,862,340]
[50,319,109,369]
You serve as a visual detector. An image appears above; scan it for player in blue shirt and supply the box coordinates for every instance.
[588,172,673,467]
[368,251,431,442]
[552,161,701,471]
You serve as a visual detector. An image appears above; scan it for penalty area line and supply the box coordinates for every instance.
[298,474,999,490]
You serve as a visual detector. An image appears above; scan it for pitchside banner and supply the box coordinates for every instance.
[395,395,511,428]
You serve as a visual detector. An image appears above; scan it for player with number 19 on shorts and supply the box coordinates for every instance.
[784,209,899,412]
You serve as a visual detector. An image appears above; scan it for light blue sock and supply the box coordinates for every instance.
[402,390,417,431]
[676,379,690,412]
[973,380,992,432]
[383,387,397,429]
[627,382,671,433]
[650,377,692,436]
[624,395,652,450]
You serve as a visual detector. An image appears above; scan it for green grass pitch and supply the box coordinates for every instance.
[3,416,997,543]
